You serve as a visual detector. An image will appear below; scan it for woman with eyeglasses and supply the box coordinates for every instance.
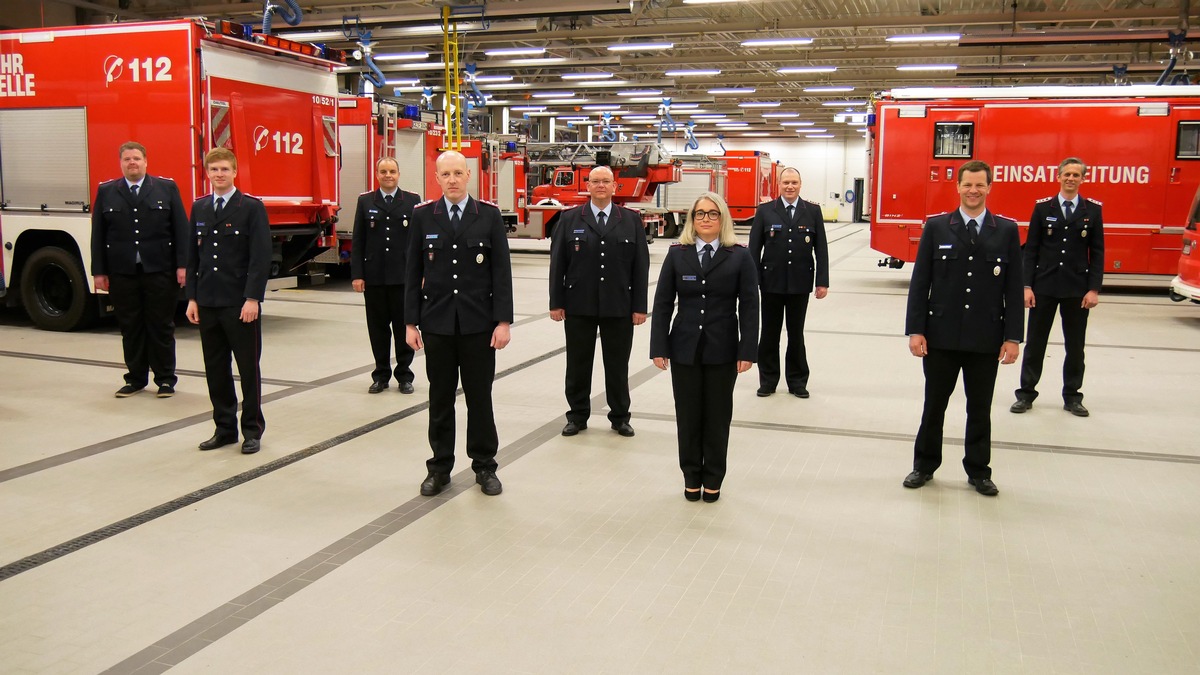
[651,192,759,502]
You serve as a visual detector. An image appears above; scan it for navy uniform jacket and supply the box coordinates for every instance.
[1022,195,1105,298]
[186,191,272,307]
[906,210,1025,354]
[650,243,759,365]
[548,203,649,317]
[350,188,421,285]
[404,197,514,335]
[748,197,829,294]
[90,175,188,275]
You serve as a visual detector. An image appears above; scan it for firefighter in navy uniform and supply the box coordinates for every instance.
[351,157,421,395]
[904,160,1024,497]
[651,193,758,503]
[748,167,829,399]
[91,141,189,398]
[549,165,650,438]
[1011,157,1105,418]
[185,148,272,455]
[405,150,514,497]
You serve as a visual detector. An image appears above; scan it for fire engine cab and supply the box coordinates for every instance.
[1170,184,1200,303]
[0,19,344,330]
[869,85,1200,277]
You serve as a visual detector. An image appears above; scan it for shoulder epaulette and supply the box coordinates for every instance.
[415,199,437,208]
[193,193,213,203]
[725,243,746,249]
[1036,196,1054,203]
[802,198,819,206]
[925,211,949,219]
[670,242,688,248]
[1085,197,1103,206]
[359,190,374,196]
[477,198,499,208]
[994,213,1017,223]
[99,177,121,187]
[243,193,263,202]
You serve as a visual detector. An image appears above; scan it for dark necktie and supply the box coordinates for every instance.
[130,184,139,199]
[1064,201,1074,219]
[597,210,607,230]
[701,243,713,270]
[451,204,461,231]
[215,196,225,220]
[967,218,978,245]
[385,193,394,206]
[786,204,795,222]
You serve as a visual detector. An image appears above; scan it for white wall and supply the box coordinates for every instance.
[657,135,869,222]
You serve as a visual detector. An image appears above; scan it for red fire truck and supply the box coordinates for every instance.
[1170,185,1200,303]
[0,19,344,330]
[333,96,444,265]
[869,85,1200,277]
[718,149,779,224]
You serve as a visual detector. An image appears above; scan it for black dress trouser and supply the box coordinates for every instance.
[423,331,498,475]
[363,284,415,385]
[1017,295,1089,404]
[109,268,178,388]
[913,347,998,480]
[758,291,810,391]
[563,315,634,426]
[198,305,265,441]
[671,360,738,490]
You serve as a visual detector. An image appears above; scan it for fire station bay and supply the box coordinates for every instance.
[2,3,1200,674]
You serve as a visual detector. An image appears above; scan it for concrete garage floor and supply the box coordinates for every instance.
[1,225,1198,674]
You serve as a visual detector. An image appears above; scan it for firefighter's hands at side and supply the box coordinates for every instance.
[491,322,511,350]
[406,325,423,351]
[999,341,1020,365]
[815,286,829,300]
[176,267,186,287]
[240,299,259,323]
[632,312,647,326]
[736,360,753,374]
[1082,290,1100,309]
[1024,288,1036,308]
[186,300,199,325]
[909,334,927,358]
[549,308,565,321]
[654,357,669,370]
[352,279,365,293]
[93,275,109,292]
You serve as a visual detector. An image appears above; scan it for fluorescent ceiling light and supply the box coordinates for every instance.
[847,120,867,125]
[741,38,814,47]
[478,83,532,90]
[510,106,546,111]
[608,42,673,51]
[484,47,546,56]
[471,74,514,82]
[886,33,961,43]
[670,103,701,109]
[709,87,755,94]
[532,92,574,98]
[741,132,771,136]
[577,80,631,87]
[801,128,828,133]
[542,98,589,104]
[779,66,837,74]
[738,101,781,108]
[385,78,420,86]
[621,115,658,121]
[716,123,751,128]
[559,116,589,121]
[583,105,625,110]
[562,72,614,80]
[666,69,721,76]
[780,121,816,126]
[805,134,836,138]
[761,112,799,118]
[393,61,448,71]
[896,64,958,71]
[626,97,667,103]
[506,57,570,65]
[373,52,430,61]
[618,89,664,96]
[691,114,728,119]
[804,85,855,93]
[392,87,424,93]
[822,100,867,106]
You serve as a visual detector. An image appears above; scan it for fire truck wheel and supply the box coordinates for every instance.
[19,246,98,332]
[645,223,656,243]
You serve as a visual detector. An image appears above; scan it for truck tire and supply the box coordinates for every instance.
[663,213,680,238]
[19,246,98,331]
[645,222,656,243]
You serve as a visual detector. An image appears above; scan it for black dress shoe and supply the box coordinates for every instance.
[198,434,237,451]
[790,387,810,399]
[969,477,1000,496]
[420,472,450,496]
[115,384,145,398]
[684,489,702,502]
[756,387,775,397]
[1010,399,1032,414]
[1064,401,1089,417]
[612,422,635,437]
[702,489,720,503]
[399,382,415,395]
[561,421,587,436]
[903,471,933,488]
[476,470,502,496]
[241,438,261,454]
[368,381,389,394]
